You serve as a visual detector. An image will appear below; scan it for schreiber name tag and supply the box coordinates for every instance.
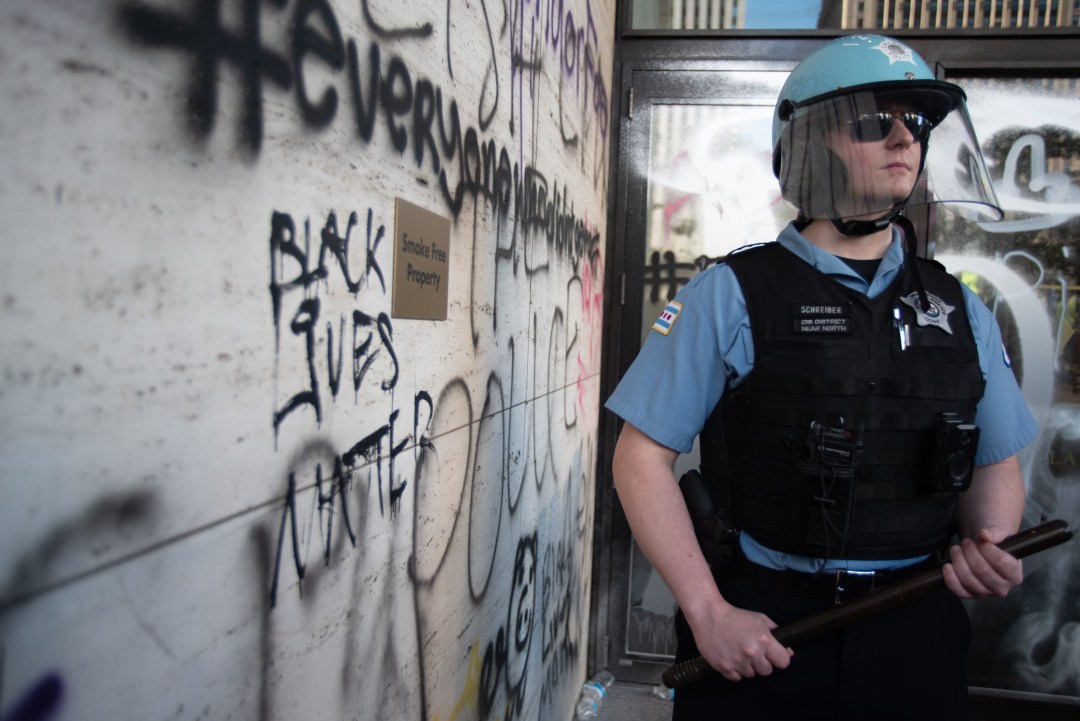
[792,302,852,334]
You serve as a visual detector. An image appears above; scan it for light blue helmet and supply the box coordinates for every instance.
[772,35,1001,227]
[771,35,965,162]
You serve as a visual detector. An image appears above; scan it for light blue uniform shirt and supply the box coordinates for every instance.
[607,222,1039,572]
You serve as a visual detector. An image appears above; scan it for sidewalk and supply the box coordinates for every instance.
[592,681,673,721]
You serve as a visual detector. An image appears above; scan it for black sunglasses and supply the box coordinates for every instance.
[844,112,932,143]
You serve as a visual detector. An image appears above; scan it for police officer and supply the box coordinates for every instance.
[607,36,1038,720]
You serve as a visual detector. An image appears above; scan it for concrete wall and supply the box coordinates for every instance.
[0,1,613,719]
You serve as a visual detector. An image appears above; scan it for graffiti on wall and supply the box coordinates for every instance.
[257,192,602,719]
[241,0,610,714]
[0,0,610,719]
[117,0,610,214]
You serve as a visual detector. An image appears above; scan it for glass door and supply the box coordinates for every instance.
[606,67,792,681]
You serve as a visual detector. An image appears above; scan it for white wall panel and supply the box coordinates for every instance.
[0,0,612,718]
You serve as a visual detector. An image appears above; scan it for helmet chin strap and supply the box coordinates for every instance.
[818,198,933,317]
[830,206,933,313]
[829,204,904,237]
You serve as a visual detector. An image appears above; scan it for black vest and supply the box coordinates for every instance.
[702,243,985,559]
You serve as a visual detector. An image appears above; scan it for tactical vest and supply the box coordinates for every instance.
[701,243,986,559]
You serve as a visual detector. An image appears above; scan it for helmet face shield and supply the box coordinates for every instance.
[777,88,1002,223]
[920,102,1003,222]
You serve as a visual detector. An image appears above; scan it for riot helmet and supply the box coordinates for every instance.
[772,35,1002,236]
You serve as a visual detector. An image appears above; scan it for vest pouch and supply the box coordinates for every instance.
[797,420,863,556]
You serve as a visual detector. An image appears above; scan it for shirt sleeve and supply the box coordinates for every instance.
[964,284,1040,465]
[604,264,752,454]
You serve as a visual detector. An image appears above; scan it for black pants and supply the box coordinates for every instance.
[672,575,972,721]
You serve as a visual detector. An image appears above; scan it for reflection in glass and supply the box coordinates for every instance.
[641,103,795,344]
[936,75,1080,700]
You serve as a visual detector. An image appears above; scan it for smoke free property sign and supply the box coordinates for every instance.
[392,198,451,320]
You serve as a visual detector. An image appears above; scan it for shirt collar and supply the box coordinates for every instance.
[777,221,906,297]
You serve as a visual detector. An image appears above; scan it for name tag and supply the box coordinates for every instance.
[792,302,852,334]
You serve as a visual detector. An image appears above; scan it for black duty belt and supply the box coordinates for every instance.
[727,552,937,606]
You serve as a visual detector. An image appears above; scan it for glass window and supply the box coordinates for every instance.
[630,0,1080,32]
[937,75,1080,699]
[641,102,794,342]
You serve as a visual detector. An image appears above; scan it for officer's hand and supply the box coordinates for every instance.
[688,600,794,682]
[943,527,1023,600]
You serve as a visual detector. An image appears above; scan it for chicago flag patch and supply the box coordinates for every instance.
[652,301,683,335]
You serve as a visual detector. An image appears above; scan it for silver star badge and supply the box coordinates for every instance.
[871,39,917,66]
[900,291,954,335]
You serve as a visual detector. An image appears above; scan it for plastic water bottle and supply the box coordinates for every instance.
[574,669,615,720]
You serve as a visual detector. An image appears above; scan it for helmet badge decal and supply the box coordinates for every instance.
[900,291,954,335]
[871,39,917,66]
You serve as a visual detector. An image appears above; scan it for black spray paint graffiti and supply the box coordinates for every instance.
[401,286,596,721]
[477,534,536,719]
[643,250,723,303]
[474,498,590,721]
[255,276,600,721]
[0,491,157,721]
[0,672,63,721]
[0,490,158,613]
[508,0,609,181]
[269,208,391,436]
[118,0,293,151]
[257,359,595,720]
[112,0,611,715]
[118,0,609,262]
[119,0,608,151]
[267,393,433,608]
[537,464,589,715]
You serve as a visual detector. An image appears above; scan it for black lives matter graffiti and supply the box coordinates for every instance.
[267,206,435,605]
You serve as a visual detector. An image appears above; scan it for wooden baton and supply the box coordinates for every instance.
[661,519,1074,689]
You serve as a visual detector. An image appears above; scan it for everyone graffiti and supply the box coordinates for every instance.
[119,0,609,266]
[116,0,608,151]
